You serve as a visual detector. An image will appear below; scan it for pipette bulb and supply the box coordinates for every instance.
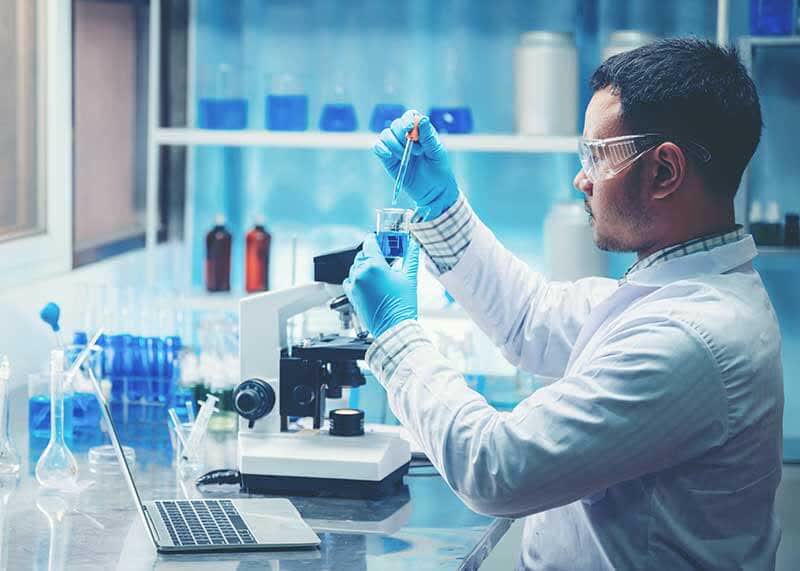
[40,303,61,332]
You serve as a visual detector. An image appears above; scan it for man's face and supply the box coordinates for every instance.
[574,88,652,252]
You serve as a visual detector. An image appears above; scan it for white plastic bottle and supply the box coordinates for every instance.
[514,32,578,136]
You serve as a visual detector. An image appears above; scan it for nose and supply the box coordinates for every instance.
[573,169,593,196]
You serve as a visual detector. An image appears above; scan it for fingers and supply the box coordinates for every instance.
[416,116,444,160]
[373,140,401,177]
[403,239,420,288]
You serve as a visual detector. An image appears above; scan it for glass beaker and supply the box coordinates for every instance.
[265,73,309,131]
[197,63,249,130]
[376,208,412,261]
[319,73,358,132]
[0,356,20,476]
[369,73,405,133]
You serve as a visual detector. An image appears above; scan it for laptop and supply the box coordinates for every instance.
[87,370,321,553]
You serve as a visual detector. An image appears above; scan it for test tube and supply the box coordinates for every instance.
[376,208,413,261]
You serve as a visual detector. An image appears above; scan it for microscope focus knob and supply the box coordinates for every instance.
[234,379,276,429]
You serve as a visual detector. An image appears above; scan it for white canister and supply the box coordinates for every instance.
[602,30,658,61]
[514,31,578,136]
[543,201,608,281]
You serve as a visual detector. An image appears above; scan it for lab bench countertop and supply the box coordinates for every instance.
[0,388,512,570]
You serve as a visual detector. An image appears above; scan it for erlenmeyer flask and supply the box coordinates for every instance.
[35,350,79,490]
[0,356,21,476]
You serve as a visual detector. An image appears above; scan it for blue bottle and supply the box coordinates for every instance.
[129,336,148,402]
[319,103,358,132]
[429,107,473,134]
[370,104,406,132]
[198,98,248,130]
[750,0,795,35]
[266,94,308,131]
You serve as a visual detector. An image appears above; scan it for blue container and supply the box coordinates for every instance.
[319,103,358,132]
[750,0,795,35]
[266,94,308,131]
[370,104,406,132]
[198,98,248,129]
[429,107,473,134]
[377,231,409,260]
[28,394,74,443]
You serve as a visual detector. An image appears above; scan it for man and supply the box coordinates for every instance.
[344,38,783,569]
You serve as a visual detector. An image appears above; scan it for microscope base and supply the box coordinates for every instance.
[238,431,412,499]
[241,462,410,499]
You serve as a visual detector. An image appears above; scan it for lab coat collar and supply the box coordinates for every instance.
[622,235,758,287]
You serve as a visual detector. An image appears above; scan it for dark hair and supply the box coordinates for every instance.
[590,37,762,198]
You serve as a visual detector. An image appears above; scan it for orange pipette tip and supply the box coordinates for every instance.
[407,116,420,142]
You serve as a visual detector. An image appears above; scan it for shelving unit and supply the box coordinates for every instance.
[736,35,800,246]
[154,127,579,154]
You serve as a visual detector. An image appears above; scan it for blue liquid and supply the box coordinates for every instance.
[28,394,74,442]
[198,98,248,130]
[750,0,795,35]
[370,104,406,132]
[319,103,358,132]
[266,94,308,131]
[72,391,101,428]
[377,231,409,260]
[429,106,473,134]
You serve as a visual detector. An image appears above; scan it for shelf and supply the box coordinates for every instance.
[740,35,800,47]
[154,128,579,154]
[757,246,800,255]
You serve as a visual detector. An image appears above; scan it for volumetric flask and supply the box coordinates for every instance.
[376,208,412,261]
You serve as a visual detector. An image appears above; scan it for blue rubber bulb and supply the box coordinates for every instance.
[40,302,61,332]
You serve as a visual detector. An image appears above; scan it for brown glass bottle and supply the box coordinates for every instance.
[245,217,271,292]
[205,214,232,292]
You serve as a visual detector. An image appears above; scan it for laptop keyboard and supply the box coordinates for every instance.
[155,499,258,547]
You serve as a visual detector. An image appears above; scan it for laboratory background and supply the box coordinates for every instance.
[0,0,798,569]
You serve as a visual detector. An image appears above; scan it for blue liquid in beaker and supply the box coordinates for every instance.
[72,391,101,428]
[266,94,308,131]
[377,231,409,260]
[28,394,74,441]
[319,103,358,132]
[429,107,473,134]
[370,104,406,132]
[198,98,248,130]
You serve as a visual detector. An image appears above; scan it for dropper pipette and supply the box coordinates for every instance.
[391,115,420,206]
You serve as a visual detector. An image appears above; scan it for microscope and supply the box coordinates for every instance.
[234,246,411,499]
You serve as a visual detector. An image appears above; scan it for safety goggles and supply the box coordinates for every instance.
[578,133,712,183]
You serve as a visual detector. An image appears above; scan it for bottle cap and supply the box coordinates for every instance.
[748,201,763,223]
[765,201,780,224]
[214,213,226,226]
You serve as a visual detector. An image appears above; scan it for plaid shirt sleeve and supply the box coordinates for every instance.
[409,193,476,276]
[366,320,434,382]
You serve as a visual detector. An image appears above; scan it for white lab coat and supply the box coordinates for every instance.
[370,217,783,570]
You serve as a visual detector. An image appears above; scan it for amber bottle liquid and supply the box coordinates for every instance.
[205,214,232,292]
[245,217,271,293]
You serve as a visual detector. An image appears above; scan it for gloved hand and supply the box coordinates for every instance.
[374,109,459,220]
[343,234,420,339]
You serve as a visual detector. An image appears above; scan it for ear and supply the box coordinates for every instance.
[648,142,686,200]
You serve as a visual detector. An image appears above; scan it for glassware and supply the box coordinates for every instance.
[429,46,473,134]
[370,73,405,132]
[0,357,20,476]
[85,444,136,510]
[319,73,357,132]
[205,214,232,292]
[376,208,412,261]
[750,0,795,35]
[28,372,74,442]
[265,73,308,131]
[35,350,79,490]
[197,63,248,130]
[245,217,272,293]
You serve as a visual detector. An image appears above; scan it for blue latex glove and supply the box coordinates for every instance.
[343,234,420,339]
[374,109,459,220]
